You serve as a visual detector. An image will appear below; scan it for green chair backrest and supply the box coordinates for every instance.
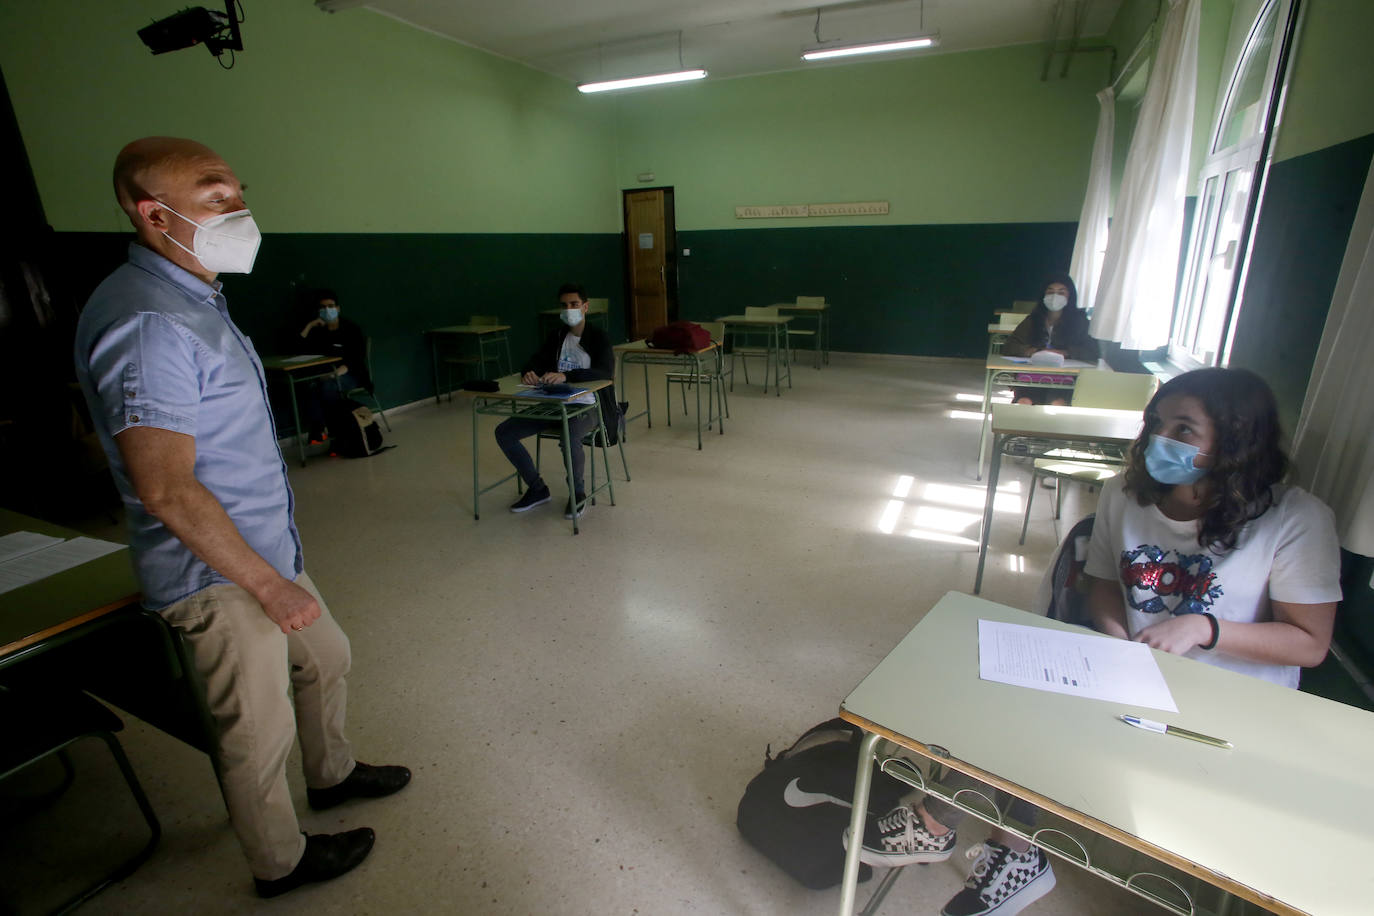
[699,321,725,342]
[470,315,500,326]
[586,298,609,314]
[744,305,779,318]
[1010,300,1038,313]
[796,295,826,306]
[1072,368,1158,410]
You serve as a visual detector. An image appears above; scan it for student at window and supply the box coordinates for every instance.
[849,368,1340,916]
[1000,274,1099,405]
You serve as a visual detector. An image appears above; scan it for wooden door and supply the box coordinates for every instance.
[623,188,676,340]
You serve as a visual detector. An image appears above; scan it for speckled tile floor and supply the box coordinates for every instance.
[3,355,1194,916]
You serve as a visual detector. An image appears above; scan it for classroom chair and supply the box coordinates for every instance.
[665,320,729,432]
[789,296,826,369]
[1018,369,1158,543]
[344,337,391,431]
[0,680,162,913]
[732,306,782,389]
[443,315,510,401]
[1010,299,1038,313]
[532,403,630,504]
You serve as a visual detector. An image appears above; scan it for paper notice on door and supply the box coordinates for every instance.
[977,619,1177,712]
[638,233,654,250]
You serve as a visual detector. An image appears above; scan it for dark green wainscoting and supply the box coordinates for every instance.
[673,222,1079,359]
[1230,131,1374,431]
[60,232,626,419]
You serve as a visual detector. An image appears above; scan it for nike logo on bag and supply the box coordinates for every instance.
[783,777,852,809]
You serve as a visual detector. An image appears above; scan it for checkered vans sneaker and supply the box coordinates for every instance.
[842,804,957,866]
[941,842,1055,916]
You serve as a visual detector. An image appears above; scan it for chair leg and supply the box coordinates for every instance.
[1019,471,1038,545]
[1054,477,1064,520]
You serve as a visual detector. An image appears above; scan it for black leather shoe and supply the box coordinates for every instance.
[254,828,375,898]
[307,762,412,811]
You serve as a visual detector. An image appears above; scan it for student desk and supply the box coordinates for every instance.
[613,340,725,451]
[838,591,1374,916]
[0,510,140,672]
[260,354,342,467]
[976,356,1094,478]
[773,301,830,368]
[460,376,614,535]
[974,404,1139,593]
[717,314,793,395]
[425,324,514,404]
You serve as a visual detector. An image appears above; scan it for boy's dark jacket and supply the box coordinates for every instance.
[522,324,619,432]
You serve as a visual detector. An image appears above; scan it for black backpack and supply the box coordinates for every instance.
[326,398,385,458]
[736,718,910,889]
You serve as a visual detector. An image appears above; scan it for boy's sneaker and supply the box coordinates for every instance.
[842,804,957,866]
[564,495,588,519]
[941,842,1055,916]
[510,485,551,512]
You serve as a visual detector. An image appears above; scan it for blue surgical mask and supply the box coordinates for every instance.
[320,307,339,322]
[1043,293,1068,312]
[1144,434,1208,485]
[560,308,584,327]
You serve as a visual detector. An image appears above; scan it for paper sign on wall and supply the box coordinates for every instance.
[638,233,654,249]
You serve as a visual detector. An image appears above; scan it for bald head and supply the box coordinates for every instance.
[113,136,231,225]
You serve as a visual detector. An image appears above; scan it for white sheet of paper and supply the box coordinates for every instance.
[978,619,1178,712]
[0,531,64,563]
[0,536,126,595]
[277,354,325,364]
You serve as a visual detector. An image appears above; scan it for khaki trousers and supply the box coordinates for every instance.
[160,571,355,880]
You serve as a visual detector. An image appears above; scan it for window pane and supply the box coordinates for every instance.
[1215,1,1279,152]
[1176,176,1221,355]
[1193,167,1254,363]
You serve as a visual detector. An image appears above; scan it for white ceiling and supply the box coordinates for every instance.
[327,0,1125,86]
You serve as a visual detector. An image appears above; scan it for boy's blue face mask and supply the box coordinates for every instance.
[319,307,339,322]
[1144,434,1208,485]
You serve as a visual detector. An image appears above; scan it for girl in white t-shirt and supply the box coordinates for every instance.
[1084,367,1342,687]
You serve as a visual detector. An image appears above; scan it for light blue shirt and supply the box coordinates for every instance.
[74,244,303,609]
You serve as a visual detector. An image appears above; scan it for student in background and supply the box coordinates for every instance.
[298,288,371,442]
[849,368,1340,916]
[497,282,615,520]
[1001,274,1099,405]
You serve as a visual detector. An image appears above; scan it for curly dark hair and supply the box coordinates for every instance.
[1121,367,1288,553]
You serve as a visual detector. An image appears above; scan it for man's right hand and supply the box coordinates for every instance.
[257,577,323,634]
[521,370,540,385]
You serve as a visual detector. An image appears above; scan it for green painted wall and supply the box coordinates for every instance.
[1274,0,1374,161]
[0,1,618,233]
[605,43,1103,231]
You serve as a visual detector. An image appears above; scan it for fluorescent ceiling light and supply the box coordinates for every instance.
[578,69,707,94]
[802,36,938,61]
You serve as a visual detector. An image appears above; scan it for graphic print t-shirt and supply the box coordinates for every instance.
[557,333,596,405]
[1085,476,1342,687]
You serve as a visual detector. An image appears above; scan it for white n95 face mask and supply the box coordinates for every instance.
[158,202,262,274]
[1043,292,1068,312]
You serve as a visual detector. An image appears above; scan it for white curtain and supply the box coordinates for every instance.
[1070,87,1115,314]
[1292,152,1374,558]
[1090,0,1200,350]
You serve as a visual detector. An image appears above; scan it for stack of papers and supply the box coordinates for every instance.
[0,531,125,596]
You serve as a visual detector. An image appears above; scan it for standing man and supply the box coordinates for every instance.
[496,283,616,519]
[73,137,410,898]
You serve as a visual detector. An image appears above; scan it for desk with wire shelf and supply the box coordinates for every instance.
[837,591,1374,916]
[613,339,725,451]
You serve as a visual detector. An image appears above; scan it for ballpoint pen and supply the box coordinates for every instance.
[1118,714,1233,749]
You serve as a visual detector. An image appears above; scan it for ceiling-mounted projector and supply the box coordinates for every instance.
[138,3,242,58]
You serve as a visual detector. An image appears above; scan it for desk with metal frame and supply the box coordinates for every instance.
[0,510,141,672]
[974,404,1140,593]
[613,340,725,451]
[774,301,830,368]
[260,355,343,468]
[426,324,514,404]
[717,314,793,396]
[461,376,614,535]
[838,591,1374,916]
[976,356,1094,479]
